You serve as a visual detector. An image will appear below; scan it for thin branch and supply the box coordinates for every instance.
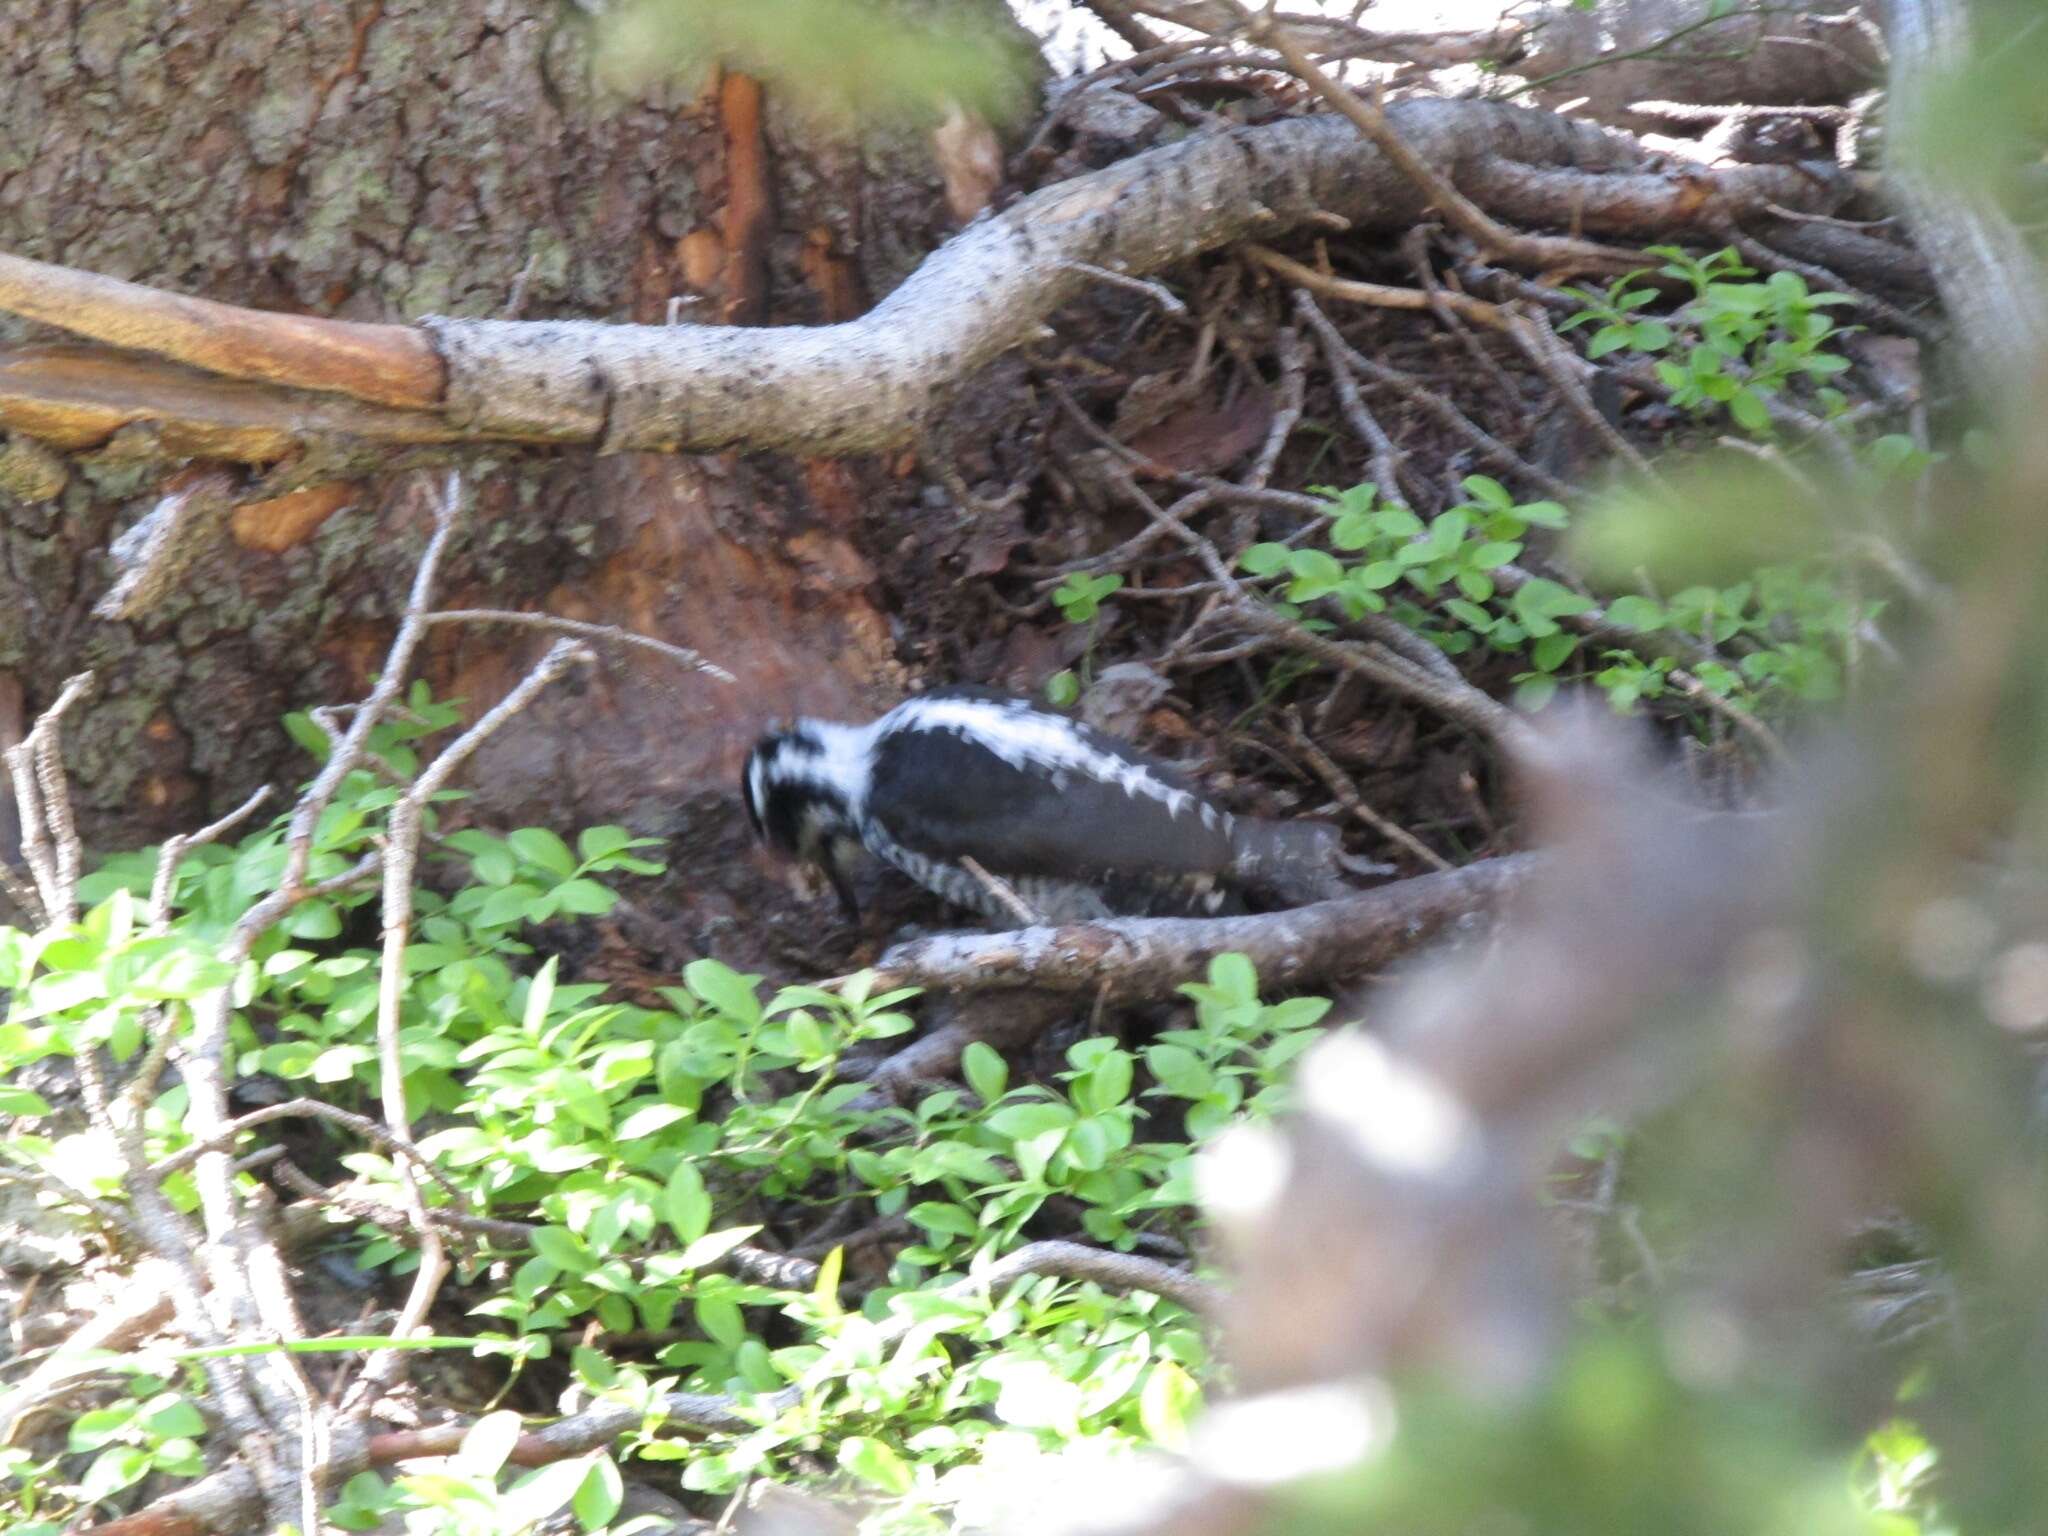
[148,1097,466,1203]
[1292,289,1411,509]
[1282,709,1452,872]
[1505,308,1664,483]
[961,856,1046,926]
[148,785,275,930]
[1244,244,1511,330]
[423,609,734,682]
[1331,334,1577,501]
[1667,668,1792,767]
[1246,326,1307,490]
[346,637,593,1415]
[1061,260,1189,318]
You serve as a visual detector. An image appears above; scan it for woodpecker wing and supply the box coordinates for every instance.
[863,709,1239,882]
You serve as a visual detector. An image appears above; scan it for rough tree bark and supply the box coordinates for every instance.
[0,0,1013,876]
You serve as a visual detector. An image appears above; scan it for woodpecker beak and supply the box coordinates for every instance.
[823,862,861,922]
[823,836,862,921]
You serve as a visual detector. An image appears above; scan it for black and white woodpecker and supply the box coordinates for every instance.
[741,689,1350,924]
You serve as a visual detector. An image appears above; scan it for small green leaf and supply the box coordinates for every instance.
[1239,543,1290,576]
[1603,595,1666,631]
[838,1436,915,1495]
[576,825,636,862]
[469,843,517,887]
[573,1455,625,1531]
[908,1201,980,1238]
[1532,632,1580,672]
[1461,475,1513,511]
[0,1086,52,1118]
[684,959,763,1025]
[962,1040,1009,1103]
[282,900,342,940]
[551,878,615,916]
[1728,386,1773,435]
[509,827,576,878]
[664,1159,712,1245]
[614,1102,692,1141]
[1357,560,1403,590]
[985,1101,1075,1141]
[675,1224,763,1270]
[1467,540,1521,570]
[531,1226,589,1272]
[69,1404,138,1453]
[1586,325,1630,358]
[140,1394,207,1439]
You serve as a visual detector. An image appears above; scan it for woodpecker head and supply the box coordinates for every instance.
[741,722,869,918]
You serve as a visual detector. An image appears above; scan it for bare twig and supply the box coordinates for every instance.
[1062,260,1189,317]
[1505,309,1664,483]
[346,638,593,1415]
[423,609,733,682]
[1292,290,1411,509]
[1246,327,1308,490]
[1667,668,1792,767]
[149,1097,467,1203]
[1282,710,1452,872]
[961,856,1046,926]
[1245,244,1511,330]
[148,785,275,930]
[1331,335,1577,501]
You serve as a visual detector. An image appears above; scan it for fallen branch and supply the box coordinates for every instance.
[0,103,1857,460]
[866,856,1536,999]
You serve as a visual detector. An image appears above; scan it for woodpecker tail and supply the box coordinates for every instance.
[1227,818,1360,906]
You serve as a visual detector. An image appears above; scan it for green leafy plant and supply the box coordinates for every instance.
[1561,247,1856,434]
[0,691,1365,1530]
[1229,473,1868,717]
[1050,571,1124,624]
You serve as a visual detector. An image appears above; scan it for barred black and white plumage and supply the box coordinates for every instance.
[741,689,1350,924]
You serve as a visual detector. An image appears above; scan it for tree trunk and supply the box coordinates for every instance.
[0,0,999,871]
